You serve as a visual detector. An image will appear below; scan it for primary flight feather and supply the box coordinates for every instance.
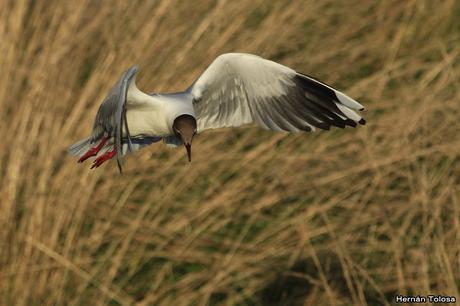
[68,53,366,172]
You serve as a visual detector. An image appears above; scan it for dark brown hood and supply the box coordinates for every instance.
[173,115,197,162]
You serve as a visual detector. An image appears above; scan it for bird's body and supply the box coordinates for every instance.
[68,53,366,172]
[125,89,195,137]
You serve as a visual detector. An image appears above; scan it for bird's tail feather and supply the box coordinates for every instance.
[68,136,163,159]
[68,138,92,157]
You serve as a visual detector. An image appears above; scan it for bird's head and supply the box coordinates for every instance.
[173,115,197,162]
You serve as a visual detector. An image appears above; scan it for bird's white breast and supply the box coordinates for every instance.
[124,82,170,136]
[125,89,195,137]
[125,105,171,137]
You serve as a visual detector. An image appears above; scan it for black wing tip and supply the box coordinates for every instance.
[359,118,366,125]
[345,119,357,128]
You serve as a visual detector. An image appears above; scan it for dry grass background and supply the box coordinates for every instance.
[1,0,459,305]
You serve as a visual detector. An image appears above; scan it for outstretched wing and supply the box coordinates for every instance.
[189,53,365,133]
[89,66,138,172]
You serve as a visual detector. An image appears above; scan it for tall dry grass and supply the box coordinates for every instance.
[0,0,459,305]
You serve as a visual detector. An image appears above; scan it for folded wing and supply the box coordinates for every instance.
[189,53,365,133]
[68,66,138,172]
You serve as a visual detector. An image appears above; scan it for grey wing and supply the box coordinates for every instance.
[163,136,183,148]
[90,66,138,172]
[121,136,162,155]
[189,53,365,133]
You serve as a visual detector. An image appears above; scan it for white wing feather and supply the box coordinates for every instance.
[190,53,365,133]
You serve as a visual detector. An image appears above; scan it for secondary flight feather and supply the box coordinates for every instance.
[68,53,366,172]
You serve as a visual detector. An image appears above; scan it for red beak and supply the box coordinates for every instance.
[185,143,192,162]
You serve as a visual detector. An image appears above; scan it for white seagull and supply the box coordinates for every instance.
[68,53,366,172]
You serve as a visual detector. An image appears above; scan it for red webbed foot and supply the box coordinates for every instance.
[78,137,108,163]
[90,148,117,169]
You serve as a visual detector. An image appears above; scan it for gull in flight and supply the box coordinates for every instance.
[68,53,366,172]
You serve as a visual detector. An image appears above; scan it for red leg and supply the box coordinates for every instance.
[78,137,108,163]
[90,148,117,169]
